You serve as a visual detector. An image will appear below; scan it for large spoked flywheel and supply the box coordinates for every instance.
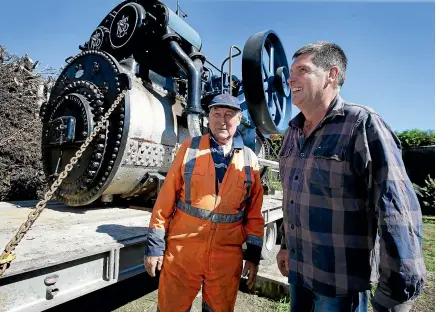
[242,30,292,134]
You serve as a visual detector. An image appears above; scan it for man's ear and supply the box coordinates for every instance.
[328,66,339,86]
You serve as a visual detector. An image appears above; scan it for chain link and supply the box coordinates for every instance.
[0,89,127,278]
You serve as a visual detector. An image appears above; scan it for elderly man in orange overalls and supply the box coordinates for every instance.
[143,93,265,312]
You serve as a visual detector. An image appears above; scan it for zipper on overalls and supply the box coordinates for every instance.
[206,179,219,272]
[205,157,220,273]
[207,223,217,272]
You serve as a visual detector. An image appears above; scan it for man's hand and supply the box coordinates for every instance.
[276,249,289,277]
[144,255,164,277]
[242,261,259,290]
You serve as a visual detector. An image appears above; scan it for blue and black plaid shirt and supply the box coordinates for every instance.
[279,95,426,309]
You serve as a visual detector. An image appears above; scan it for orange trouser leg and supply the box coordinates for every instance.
[202,247,244,312]
[157,259,202,312]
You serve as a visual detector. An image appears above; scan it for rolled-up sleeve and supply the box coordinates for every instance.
[353,113,427,309]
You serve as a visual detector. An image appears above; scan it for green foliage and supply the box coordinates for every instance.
[395,129,435,149]
[263,134,284,192]
[267,134,283,161]
[267,129,436,153]
[414,175,435,213]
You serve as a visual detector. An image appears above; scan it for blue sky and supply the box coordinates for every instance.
[1,0,434,132]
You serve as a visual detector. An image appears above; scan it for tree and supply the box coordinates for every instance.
[395,129,435,149]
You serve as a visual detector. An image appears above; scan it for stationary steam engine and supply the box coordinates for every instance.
[39,0,292,206]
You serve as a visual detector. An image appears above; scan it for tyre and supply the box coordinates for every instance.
[261,222,277,261]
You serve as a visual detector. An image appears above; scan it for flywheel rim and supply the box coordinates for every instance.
[242,30,292,134]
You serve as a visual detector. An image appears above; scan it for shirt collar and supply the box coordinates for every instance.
[209,131,244,150]
[290,94,345,129]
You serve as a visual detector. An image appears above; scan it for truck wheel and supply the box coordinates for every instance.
[261,222,277,261]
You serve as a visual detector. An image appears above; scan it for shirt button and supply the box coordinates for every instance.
[291,249,296,254]
[294,175,299,180]
[300,152,305,157]
[291,224,295,229]
[290,199,294,204]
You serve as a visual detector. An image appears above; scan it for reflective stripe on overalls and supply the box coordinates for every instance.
[177,136,252,223]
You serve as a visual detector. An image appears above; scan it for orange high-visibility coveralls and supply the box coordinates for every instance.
[144,133,264,312]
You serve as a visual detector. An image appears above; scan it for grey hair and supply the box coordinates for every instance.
[293,41,347,88]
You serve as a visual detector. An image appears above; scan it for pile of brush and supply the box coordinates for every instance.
[0,45,56,201]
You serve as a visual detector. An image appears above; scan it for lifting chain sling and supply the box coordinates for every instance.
[0,89,127,278]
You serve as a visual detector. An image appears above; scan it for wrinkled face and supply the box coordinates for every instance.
[287,53,336,109]
[208,106,242,144]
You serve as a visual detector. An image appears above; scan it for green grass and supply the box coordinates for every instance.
[273,297,290,312]
[422,216,435,272]
[368,216,435,312]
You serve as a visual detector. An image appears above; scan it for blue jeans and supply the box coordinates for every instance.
[289,284,370,312]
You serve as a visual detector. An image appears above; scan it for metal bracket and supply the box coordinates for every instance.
[149,172,166,193]
[121,171,166,199]
[44,274,59,300]
[47,116,76,146]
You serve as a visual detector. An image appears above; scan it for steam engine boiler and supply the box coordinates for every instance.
[39,0,292,206]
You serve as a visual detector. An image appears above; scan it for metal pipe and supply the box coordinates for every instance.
[167,38,204,137]
[205,59,221,74]
[258,158,279,169]
[229,45,238,93]
[220,46,241,94]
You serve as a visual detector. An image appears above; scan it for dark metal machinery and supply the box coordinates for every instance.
[39,0,292,206]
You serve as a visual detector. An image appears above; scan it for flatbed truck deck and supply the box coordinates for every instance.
[0,194,283,312]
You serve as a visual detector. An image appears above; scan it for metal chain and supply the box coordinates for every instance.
[0,89,127,278]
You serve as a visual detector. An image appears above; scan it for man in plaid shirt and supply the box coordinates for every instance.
[276,41,426,311]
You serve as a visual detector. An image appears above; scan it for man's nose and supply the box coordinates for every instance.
[287,75,295,87]
[216,116,226,123]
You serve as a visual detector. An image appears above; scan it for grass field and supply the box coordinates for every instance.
[272,216,435,312]
[408,216,435,312]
